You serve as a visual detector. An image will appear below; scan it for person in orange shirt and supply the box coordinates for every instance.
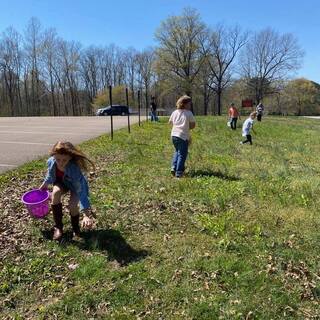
[228,103,240,130]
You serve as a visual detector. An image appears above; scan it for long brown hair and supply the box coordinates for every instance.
[50,141,95,172]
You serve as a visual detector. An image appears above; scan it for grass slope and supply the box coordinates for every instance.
[1,116,320,319]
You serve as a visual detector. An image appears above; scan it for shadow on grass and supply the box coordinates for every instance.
[187,169,240,181]
[42,228,149,266]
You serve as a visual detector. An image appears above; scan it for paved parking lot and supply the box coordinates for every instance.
[0,116,139,173]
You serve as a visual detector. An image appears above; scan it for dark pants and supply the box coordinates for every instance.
[257,114,262,122]
[150,110,158,121]
[171,136,188,177]
[230,117,238,130]
[242,135,252,145]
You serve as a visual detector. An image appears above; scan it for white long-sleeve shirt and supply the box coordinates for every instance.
[242,118,254,137]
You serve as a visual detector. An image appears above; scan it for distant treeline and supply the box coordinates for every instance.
[1,9,314,117]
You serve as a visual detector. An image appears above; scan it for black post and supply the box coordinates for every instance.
[145,92,148,122]
[109,85,113,140]
[138,90,141,126]
[126,87,130,133]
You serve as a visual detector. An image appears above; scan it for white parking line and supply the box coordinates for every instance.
[0,125,71,129]
[0,130,100,136]
[0,125,108,129]
[0,141,52,146]
[0,164,16,167]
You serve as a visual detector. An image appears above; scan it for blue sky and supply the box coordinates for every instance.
[0,0,319,82]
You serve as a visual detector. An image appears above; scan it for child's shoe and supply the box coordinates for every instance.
[175,172,184,178]
[53,227,63,241]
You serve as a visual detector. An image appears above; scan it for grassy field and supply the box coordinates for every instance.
[1,116,320,319]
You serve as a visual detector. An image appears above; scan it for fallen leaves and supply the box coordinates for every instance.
[67,263,79,271]
[171,269,182,281]
[245,311,254,319]
[265,254,320,304]
[0,173,47,261]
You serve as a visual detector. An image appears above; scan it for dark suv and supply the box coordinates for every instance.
[96,105,129,116]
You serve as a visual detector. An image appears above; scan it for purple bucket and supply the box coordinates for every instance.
[21,189,50,219]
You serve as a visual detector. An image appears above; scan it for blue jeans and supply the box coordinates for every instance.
[150,111,158,121]
[171,136,188,177]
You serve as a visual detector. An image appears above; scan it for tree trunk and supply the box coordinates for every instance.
[203,85,209,115]
[17,79,23,116]
[57,93,62,115]
[216,88,222,116]
[62,91,68,115]
[145,84,149,119]
[24,72,30,116]
[49,67,57,116]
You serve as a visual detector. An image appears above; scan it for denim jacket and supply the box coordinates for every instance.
[44,157,90,211]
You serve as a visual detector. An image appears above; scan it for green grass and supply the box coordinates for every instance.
[1,116,320,319]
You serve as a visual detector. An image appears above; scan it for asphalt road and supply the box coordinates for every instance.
[0,116,139,173]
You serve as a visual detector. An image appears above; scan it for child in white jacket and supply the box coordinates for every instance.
[241,112,256,145]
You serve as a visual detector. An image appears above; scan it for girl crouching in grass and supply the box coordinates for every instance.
[169,95,196,178]
[40,141,95,241]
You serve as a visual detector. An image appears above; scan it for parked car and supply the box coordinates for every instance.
[96,105,130,116]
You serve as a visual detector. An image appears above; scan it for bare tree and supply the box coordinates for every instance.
[196,60,216,115]
[240,28,304,103]
[80,46,100,104]
[202,25,248,115]
[124,47,138,102]
[58,40,82,115]
[111,46,126,86]
[136,48,155,110]
[24,17,43,115]
[101,45,115,88]
[42,28,60,115]
[0,27,23,116]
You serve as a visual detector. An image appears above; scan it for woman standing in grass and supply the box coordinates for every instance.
[40,141,95,241]
[169,95,196,178]
[240,112,256,145]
